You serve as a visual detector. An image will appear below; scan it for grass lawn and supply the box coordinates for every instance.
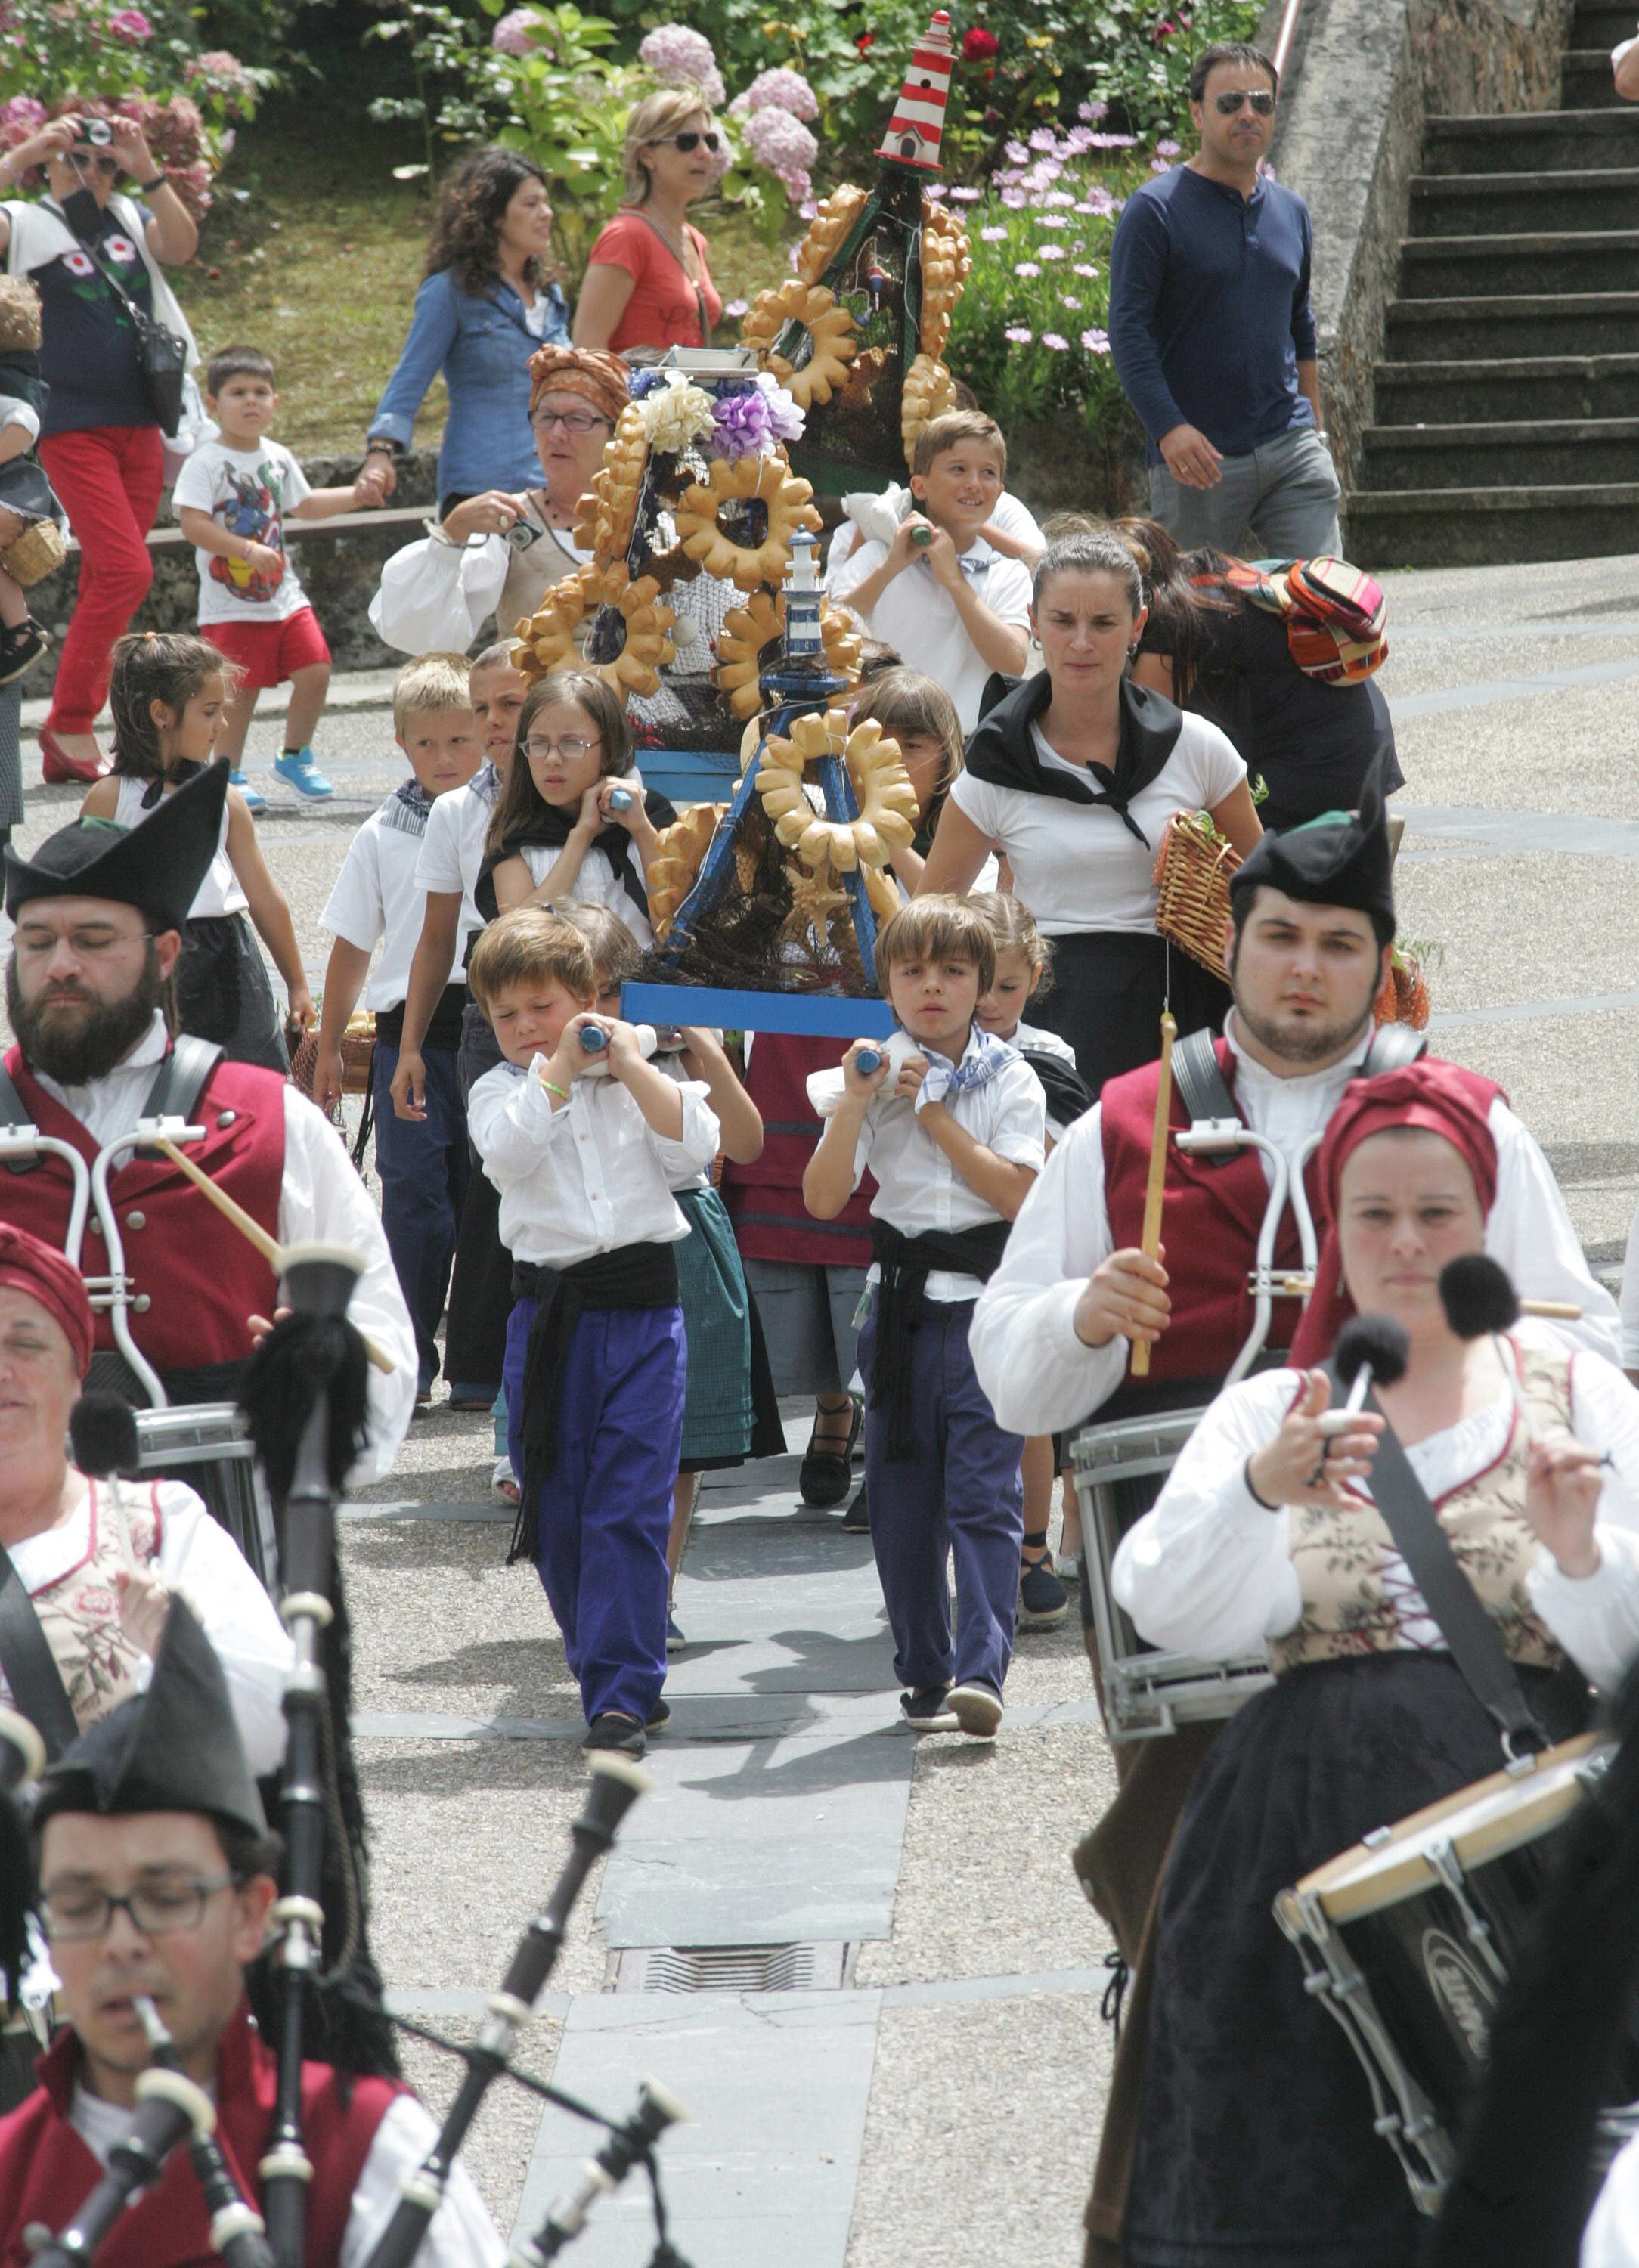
[172,93,792,459]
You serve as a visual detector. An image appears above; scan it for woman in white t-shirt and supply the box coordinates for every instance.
[917,528,1263,1095]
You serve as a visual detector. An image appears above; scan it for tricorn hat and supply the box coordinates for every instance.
[1228,746,1396,939]
[5,758,231,934]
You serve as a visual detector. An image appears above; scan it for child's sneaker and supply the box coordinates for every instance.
[1019,1552,1069,1627]
[0,618,47,685]
[646,1698,671,1732]
[229,768,266,813]
[948,1681,1003,1739]
[582,1711,646,1757]
[272,746,334,800]
[900,1685,958,1731]
[666,1610,686,1653]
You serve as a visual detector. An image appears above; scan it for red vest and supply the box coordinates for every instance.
[0,1047,283,1372]
[1101,1038,1501,1391]
[0,2002,404,2268]
[720,1032,875,1270]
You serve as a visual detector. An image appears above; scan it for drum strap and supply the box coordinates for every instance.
[1331,1365,1547,1755]
[0,1543,77,1761]
[1172,1027,1237,1134]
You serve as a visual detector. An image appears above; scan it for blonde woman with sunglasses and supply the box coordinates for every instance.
[573,90,725,357]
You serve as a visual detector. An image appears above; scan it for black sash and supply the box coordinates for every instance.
[0,1542,77,1760]
[374,984,466,1053]
[508,1242,680,1561]
[869,1218,1012,1461]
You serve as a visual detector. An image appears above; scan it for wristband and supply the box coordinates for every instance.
[541,1077,569,1101]
[365,438,401,459]
[1244,1456,1280,1512]
[135,173,166,192]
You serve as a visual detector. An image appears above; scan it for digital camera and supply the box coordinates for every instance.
[72,117,114,148]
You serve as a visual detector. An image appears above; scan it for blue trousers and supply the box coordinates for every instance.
[372,1041,469,1393]
[503,1294,685,1724]
[859,1298,1024,1697]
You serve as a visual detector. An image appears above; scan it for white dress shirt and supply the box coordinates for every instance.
[506,832,654,950]
[466,1055,719,1266]
[1587,2130,1639,2268]
[829,532,1033,732]
[1110,1349,1639,1696]
[413,764,500,923]
[969,1012,1624,1439]
[30,1014,418,1480]
[69,2087,503,2267]
[321,794,469,1014]
[807,1028,1045,1301]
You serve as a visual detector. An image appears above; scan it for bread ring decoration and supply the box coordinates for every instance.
[646,802,723,943]
[754,709,919,875]
[513,563,676,697]
[511,566,594,680]
[901,352,958,469]
[572,400,649,563]
[741,280,859,411]
[675,454,822,593]
[863,863,901,926]
[794,184,869,287]
[919,202,971,361]
[714,589,864,717]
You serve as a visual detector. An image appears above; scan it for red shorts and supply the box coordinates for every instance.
[202,604,330,691]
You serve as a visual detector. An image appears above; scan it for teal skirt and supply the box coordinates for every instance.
[675,1185,755,1470]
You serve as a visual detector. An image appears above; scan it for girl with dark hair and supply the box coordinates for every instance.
[360,147,570,518]
[78,631,313,1068]
[1117,514,1404,832]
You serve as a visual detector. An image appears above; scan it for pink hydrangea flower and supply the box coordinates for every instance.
[492,8,537,54]
[729,67,817,122]
[107,7,152,40]
[0,95,44,133]
[188,48,257,104]
[639,24,727,109]
[1003,326,1032,344]
[745,103,816,203]
[1080,326,1111,354]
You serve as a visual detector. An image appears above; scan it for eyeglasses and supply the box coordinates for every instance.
[524,736,600,762]
[651,130,721,153]
[1213,88,1275,115]
[14,927,154,963]
[42,1873,240,1941]
[68,152,121,175]
[532,410,611,435]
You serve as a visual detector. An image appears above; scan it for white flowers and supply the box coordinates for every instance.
[639,377,716,454]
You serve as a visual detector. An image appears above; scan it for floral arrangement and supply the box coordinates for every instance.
[709,374,804,460]
[637,376,716,454]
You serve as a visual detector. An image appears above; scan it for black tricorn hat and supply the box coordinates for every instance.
[30,1594,267,1842]
[5,758,231,934]
[1228,745,1396,938]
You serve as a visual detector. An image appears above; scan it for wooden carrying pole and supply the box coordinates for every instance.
[1131,1012,1176,1379]
[153,1138,396,1375]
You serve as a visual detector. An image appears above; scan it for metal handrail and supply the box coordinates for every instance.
[1272,0,1306,83]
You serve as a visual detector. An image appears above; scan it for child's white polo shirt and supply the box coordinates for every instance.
[830,531,1033,731]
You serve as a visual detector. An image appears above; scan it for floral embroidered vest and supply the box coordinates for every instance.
[1270,1341,1571,1675]
[29,1482,163,1731]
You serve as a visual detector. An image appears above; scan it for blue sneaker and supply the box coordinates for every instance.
[228,768,265,813]
[271,747,334,800]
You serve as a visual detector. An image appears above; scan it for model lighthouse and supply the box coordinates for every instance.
[878,11,955,171]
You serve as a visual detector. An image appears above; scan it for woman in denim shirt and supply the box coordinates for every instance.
[359,147,570,517]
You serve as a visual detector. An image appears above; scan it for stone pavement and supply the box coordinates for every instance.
[7,548,1639,2261]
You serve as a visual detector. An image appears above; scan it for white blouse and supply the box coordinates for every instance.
[948,710,1245,934]
[1111,1349,1639,1694]
[507,823,654,950]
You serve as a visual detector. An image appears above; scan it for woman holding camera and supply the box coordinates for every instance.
[0,104,198,785]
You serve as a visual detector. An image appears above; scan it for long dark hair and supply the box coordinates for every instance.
[1108,516,1235,706]
[108,631,239,784]
[423,147,550,297]
[486,671,634,854]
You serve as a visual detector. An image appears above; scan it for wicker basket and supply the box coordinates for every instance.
[1153,810,1243,982]
[3,518,66,588]
[287,1012,377,1104]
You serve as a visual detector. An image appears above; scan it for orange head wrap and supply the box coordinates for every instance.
[527,345,629,428]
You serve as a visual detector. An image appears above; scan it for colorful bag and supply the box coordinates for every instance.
[1204,555,1389,685]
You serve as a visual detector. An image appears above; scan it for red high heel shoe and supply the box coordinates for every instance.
[38,727,109,785]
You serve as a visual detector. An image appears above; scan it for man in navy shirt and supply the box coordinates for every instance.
[1108,42,1342,560]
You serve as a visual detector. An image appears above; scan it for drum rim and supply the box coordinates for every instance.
[1070,1407,1207,1470]
[1286,1731,1606,1925]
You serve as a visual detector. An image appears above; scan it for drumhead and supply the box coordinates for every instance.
[1291,1734,1610,1925]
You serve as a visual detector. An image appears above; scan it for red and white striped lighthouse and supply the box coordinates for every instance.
[875,10,954,172]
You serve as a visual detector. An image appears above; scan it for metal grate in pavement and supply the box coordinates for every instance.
[610,1941,854,1994]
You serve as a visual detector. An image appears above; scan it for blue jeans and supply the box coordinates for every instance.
[1148,424,1342,560]
[371,1040,469,1393]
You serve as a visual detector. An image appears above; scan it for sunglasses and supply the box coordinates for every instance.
[652,130,722,153]
[70,152,121,175]
[1213,88,1275,115]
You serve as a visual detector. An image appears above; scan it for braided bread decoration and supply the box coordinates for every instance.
[919,200,972,362]
[571,400,649,564]
[793,184,869,287]
[513,562,677,697]
[674,454,822,592]
[741,279,859,411]
[900,352,958,469]
[754,709,919,874]
[714,589,864,718]
[646,803,723,942]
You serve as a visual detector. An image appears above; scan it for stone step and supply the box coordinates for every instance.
[1343,483,1639,569]
[1420,107,1639,176]
[1399,229,1639,296]
[1565,48,1630,105]
[1575,2,1637,47]
[1359,417,1639,489]
[1385,293,1639,361]
[1373,353,1639,423]
[1411,168,1639,236]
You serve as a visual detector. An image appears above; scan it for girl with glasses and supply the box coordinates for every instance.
[573,90,726,357]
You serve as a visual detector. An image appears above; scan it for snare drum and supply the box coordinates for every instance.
[1070,1408,1274,1740]
[1276,1734,1639,2213]
[129,1402,280,1598]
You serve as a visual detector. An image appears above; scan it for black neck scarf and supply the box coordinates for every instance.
[474,785,677,925]
[138,757,206,812]
[964,673,1187,848]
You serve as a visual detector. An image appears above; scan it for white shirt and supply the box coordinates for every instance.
[1616,1199,1639,1371]
[505,830,654,950]
[1587,2131,1639,2267]
[807,1028,1045,1301]
[0,393,38,444]
[5,1476,292,1771]
[829,532,1033,732]
[467,1055,719,1266]
[172,438,313,626]
[113,777,247,920]
[948,712,1246,934]
[321,793,469,1014]
[825,485,1046,587]
[31,1013,418,1479]
[969,1013,1625,1437]
[1111,1350,1639,1694]
[413,764,499,970]
[653,1046,714,1193]
[68,2087,503,2268]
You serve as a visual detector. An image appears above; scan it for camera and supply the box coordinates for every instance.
[71,117,114,149]
[504,518,542,553]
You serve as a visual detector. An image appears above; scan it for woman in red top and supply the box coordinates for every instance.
[573,89,725,357]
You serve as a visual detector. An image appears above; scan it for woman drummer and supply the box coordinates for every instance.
[1108,1059,1639,2268]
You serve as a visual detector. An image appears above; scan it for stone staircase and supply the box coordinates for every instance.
[1346,0,1639,568]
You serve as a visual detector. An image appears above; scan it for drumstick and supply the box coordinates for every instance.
[153,1138,396,1376]
[1130,1012,1176,1380]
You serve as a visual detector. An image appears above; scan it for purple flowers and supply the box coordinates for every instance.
[979,225,1008,240]
[1080,327,1111,354]
[711,387,779,462]
[744,102,817,205]
[730,67,817,122]
[1041,332,1070,351]
[1036,245,1064,261]
[950,186,983,202]
[1015,260,1040,277]
[1004,326,1033,344]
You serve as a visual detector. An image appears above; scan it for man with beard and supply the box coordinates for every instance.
[0,760,414,1466]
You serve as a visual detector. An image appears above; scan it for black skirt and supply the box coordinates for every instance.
[1124,1651,1586,2268]
[1027,931,1230,1101]
[176,912,287,1073]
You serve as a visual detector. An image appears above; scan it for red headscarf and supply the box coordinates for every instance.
[0,1223,94,1376]
[1287,1061,1498,1368]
